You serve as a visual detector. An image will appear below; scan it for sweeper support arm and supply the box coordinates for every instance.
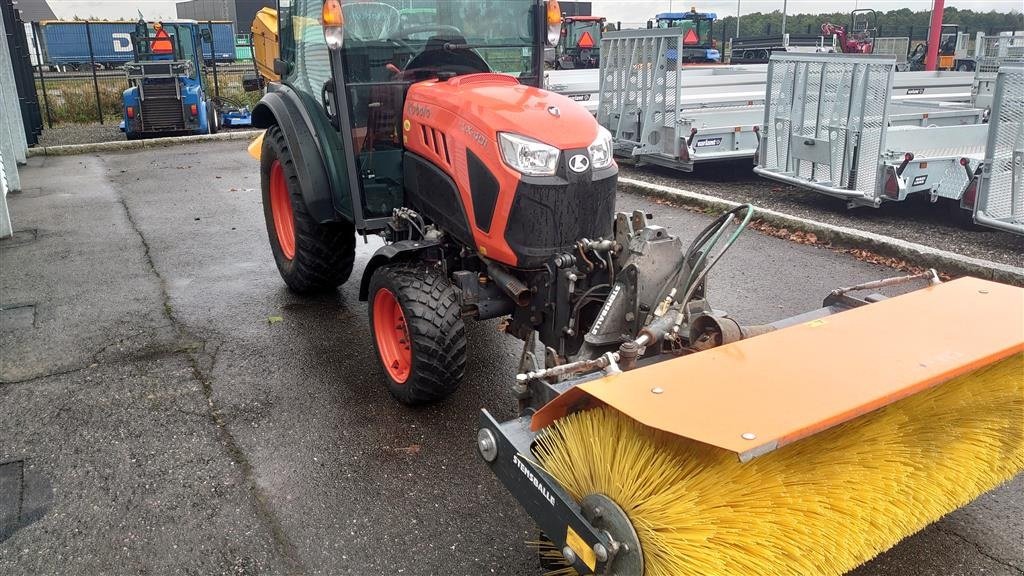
[478,276,1024,575]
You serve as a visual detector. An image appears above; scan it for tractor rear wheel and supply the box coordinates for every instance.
[368,263,466,405]
[261,124,356,293]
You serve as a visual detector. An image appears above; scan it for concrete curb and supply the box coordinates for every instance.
[619,176,1024,286]
[27,130,262,157]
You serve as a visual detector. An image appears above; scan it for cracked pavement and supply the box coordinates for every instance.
[1,141,1021,575]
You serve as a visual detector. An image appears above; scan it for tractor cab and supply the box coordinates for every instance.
[554,16,606,69]
[264,0,561,233]
[650,10,719,62]
[122,20,216,137]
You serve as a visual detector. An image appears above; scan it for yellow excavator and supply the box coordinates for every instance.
[244,3,1022,575]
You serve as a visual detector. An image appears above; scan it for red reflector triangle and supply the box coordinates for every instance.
[578,30,595,48]
[683,28,699,44]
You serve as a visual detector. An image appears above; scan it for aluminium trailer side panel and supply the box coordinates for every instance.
[755,53,989,208]
[755,53,898,205]
[974,64,1024,235]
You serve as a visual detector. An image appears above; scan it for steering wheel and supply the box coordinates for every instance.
[395,24,464,43]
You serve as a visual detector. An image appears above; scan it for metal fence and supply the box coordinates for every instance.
[26,20,259,126]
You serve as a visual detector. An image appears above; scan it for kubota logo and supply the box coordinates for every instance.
[568,154,590,173]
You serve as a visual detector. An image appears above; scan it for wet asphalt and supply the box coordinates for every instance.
[1,141,1021,576]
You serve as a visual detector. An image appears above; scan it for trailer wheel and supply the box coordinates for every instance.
[207,102,220,134]
[368,263,466,405]
[261,124,356,293]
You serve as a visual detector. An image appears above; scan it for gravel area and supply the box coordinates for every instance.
[620,161,1024,269]
[36,123,125,147]
[35,123,254,148]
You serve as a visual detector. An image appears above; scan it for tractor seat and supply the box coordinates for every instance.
[404,34,490,78]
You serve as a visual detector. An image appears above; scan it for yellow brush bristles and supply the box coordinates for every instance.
[533,353,1024,576]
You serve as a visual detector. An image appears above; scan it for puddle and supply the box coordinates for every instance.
[0,460,53,542]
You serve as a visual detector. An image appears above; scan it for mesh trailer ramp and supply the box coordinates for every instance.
[597,31,981,173]
[968,64,1024,235]
[753,53,991,210]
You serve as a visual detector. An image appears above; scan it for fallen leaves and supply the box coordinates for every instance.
[266,316,283,325]
[383,444,422,456]
[748,219,951,279]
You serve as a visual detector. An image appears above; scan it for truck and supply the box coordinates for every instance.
[649,10,720,63]
[37,20,236,70]
[120,20,220,139]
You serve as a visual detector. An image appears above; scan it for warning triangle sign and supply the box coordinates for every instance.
[683,28,699,45]
[578,30,595,48]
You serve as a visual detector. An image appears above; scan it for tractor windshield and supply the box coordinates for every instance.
[657,18,712,45]
[565,21,602,51]
[340,0,539,78]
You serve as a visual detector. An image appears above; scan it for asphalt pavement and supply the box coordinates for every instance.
[2,141,1021,576]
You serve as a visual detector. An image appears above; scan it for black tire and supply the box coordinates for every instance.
[367,263,466,405]
[207,101,219,134]
[261,124,356,293]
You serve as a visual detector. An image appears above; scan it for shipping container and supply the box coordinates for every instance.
[38,20,236,69]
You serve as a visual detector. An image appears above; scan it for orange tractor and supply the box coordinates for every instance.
[247,1,1023,574]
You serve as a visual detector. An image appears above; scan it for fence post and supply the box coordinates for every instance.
[83,21,103,124]
[207,20,220,99]
[31,22,53,128]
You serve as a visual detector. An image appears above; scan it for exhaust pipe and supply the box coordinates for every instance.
[486,262,531,307]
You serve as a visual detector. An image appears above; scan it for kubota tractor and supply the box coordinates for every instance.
[250,1,1023,574]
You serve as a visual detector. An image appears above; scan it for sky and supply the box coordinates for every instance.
[38,0,1024,24]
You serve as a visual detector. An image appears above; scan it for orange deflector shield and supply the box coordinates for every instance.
[531,277,1024,462]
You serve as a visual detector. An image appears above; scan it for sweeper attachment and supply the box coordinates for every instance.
[479,275,1023,576]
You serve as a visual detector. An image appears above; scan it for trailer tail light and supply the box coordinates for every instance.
[960,177,979,211]
[190,104,199,117]
[126,106,135,119]
[883,167,903,200]
[322,0,344,50]
[546,0,562,46]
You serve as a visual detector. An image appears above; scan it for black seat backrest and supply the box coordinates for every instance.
[404,34,490,77]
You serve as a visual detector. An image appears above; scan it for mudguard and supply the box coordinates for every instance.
[252,85,337,223]
[358,239,442,301]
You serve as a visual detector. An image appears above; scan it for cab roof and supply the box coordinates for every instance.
[656,12,717,20]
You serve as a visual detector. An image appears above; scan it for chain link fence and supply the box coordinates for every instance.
[26,20,259,127]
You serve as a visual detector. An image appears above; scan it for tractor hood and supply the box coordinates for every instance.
[407,73,599,151]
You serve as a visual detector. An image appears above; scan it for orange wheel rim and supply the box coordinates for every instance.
[373,288,412,383]
[269,159,296,260]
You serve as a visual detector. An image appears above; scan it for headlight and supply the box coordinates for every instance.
[498,133,560,176]
[588,126,614,170]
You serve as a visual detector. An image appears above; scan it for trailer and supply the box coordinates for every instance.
[729,34,835,64]
[964,63,1024,234]
[598,30,983,173]
[752,52,1022,230]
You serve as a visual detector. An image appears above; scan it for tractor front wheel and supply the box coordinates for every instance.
[368,264,466,405]
[261,125,356,293]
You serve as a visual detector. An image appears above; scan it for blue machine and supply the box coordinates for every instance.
[39,20,235,69]
[652,11,720,63]
[121,20,220,139]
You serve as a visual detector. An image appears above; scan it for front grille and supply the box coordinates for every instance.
[140,81,185,131]
[505,172,617,267]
